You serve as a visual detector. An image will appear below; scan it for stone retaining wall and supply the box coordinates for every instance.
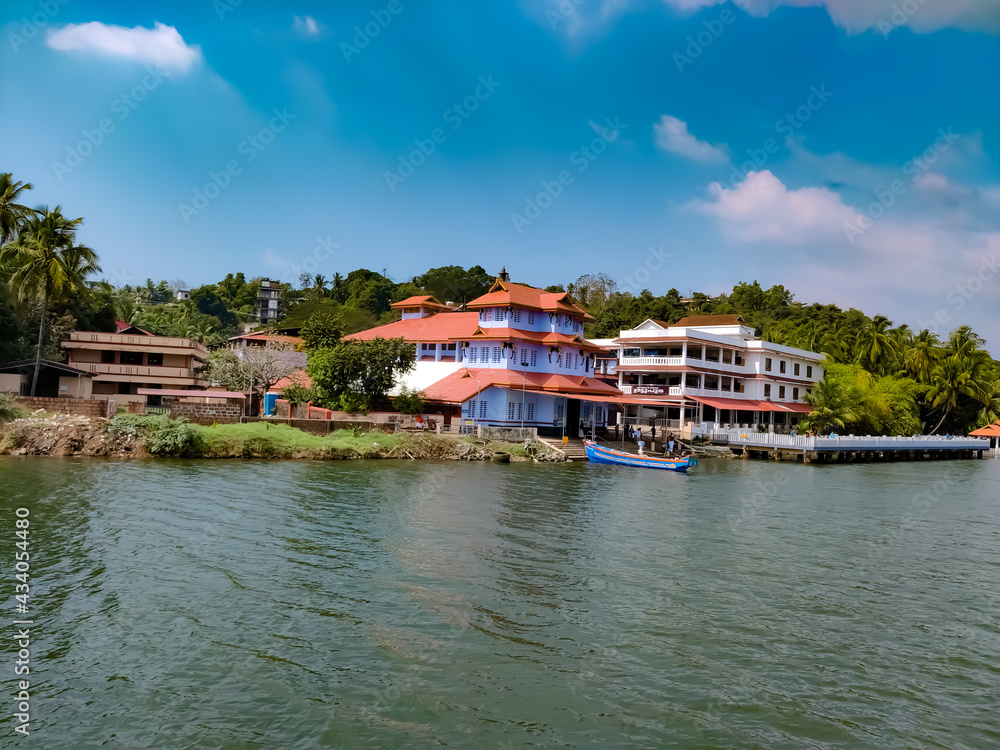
[15,396,107,418]
[168,402,244,425]
[479,426,538,442]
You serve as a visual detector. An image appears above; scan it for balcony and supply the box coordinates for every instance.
[64,331,208,358]
[71,361,208,385]
[618,355,745,372]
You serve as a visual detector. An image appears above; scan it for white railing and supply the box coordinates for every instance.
[619,356,683,367]
[728,431,988,451]
[619,355,746,372]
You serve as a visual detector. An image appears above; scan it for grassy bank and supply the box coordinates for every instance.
[0,412,560,461]
[105,415,548,461]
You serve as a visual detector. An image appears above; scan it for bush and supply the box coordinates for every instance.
[281,383,313,406]
[338,391,369,414]
[107,413,203,456]
[144,418,203,457]
[0,392,24,422]
[392,387,426,415]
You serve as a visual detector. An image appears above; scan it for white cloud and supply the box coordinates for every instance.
[292,15,321,36]
[654,115,729,163]
[686,169,860,242]
[659,0,1000,35]
[47,21,202,71]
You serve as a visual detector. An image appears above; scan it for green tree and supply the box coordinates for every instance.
[900,329,941,384]
[0,207,99,395]
[854,315,898,376]
[307,337,415,409]
[803,375,854,434]
[0,173,35,245]
[300,311,342,351]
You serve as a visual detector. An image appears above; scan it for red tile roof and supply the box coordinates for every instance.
[390,295,451,311]
[272,370,312,391]
[970,421,1000,437]
[422,368,623,404]
[467,280,594,320]
[344,312,483,343]
[691,396,810,413]
[468,328,608,353]
[115,321,154,335]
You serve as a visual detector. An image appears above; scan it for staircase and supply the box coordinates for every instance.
[538,436,589,461]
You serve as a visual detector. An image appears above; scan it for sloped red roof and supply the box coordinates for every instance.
[468,328,608,353]
[467,281,594,320]
[691,396,810,412]
[390,295,450,311]
[115,321,154,335]
[422,368,622,404]
[272,369,312,391]
[970,421,1000,437]
[344,312,482,343]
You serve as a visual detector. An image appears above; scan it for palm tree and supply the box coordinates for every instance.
[946,325,986,357]
[901,329,941,384]
[854,315,898,375]
[925,352,993,434]
[312,274,328,302]
[803,376,854,434]
[0,173,35,245]
[0,207,100,395]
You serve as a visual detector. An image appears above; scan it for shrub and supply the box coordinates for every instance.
[107,413,203,456]
[338,391,369,414]
[281,383,313,406]
[0,392,24,422]
[393,387,426,415]
[144,418,203,457]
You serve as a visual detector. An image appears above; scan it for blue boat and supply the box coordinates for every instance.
[584,440,697,472]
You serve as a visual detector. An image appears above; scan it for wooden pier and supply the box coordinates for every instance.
[723,432,991,463]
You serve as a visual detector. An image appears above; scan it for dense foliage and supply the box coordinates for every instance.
[307,338,415,411]
[106,413,203,457]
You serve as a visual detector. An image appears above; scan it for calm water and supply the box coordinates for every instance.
[1,456,998,749]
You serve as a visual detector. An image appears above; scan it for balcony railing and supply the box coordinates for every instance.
[72,362,205,381]
[65,331,208,357]
[618,355,745,372]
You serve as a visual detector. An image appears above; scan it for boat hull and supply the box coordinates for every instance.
[584,440,696,472]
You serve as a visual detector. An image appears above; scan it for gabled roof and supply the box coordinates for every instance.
[672,314,747,328]
[390,295,451,311]
[466,328,609,353]
[344,312,482,343]
[970,421,1000,437]
[467,280,594,320]
[421,368,623,404]
[115,321,154,335]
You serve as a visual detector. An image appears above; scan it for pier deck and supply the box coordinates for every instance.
[721,431,990,463]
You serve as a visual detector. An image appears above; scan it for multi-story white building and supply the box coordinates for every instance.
[346,271,620,435]
[605,315,824,435]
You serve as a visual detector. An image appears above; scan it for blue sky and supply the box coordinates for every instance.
[1,0,999,350]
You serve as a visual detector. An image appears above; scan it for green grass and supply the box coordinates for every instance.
[194,421,414,458]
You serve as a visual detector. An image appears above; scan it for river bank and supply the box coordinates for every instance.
[0,413,567,462]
